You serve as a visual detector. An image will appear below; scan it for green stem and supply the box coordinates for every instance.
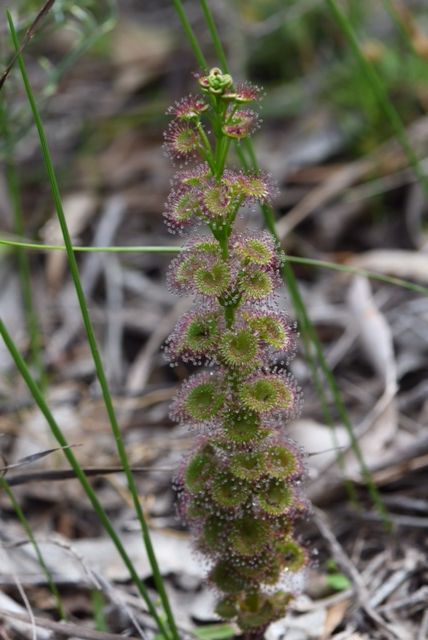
[7,13,178,639]
[172,0,208,70]
[0,237,182,253]
[242,138,258,171]
[234,140,251,171]
[326,0,428,196]
[223,299,239,328]
[1,239,427,297]
[198,0,229,72]
[216,136,231,178]
[282,265,359,508]
[281,215,390,525]
[0,319,168,634]
[209,223,229,260]
[196,120,216,173]
[0,477,66,619]
[227,196,244,228]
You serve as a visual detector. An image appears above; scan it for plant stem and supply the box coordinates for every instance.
[216,137,231,177]
[0,477,65,619]
[1,238,427,297]
[199,0,229,72]
[0,237,182,253]
[326,0,428,196]
[0,319,168,636]
[279,212,391,525]
[7,13,179,639]
[172,0,208,70]
[197,120,216,172]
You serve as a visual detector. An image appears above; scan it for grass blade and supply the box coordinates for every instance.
[0,236,182,253]
[2,236,427,296]
[0,319,167,634]
[0,477,65,619]
[7,13,178,640]
[199,0,228,71]
[326,0,428,195]
[172,0,207,70]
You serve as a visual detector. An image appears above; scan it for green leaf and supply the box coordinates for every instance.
[326,573,352,592]
[194,623,236,640]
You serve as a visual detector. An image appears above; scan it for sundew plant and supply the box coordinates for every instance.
[163,68,309,635]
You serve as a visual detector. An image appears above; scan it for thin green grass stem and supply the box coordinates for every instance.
[7,14,178,640]
[0,319,168,635]
[1,236,427,296]
[275,206,391,525]
[281,255,428,297]
[198,0,229,72]
[172,0,208,70]
[91,590,109,632]
[326,0,428,196]
[0,477,65,619]
[0,237,182,253]
[242,138,258,171]
[0,100,44,386]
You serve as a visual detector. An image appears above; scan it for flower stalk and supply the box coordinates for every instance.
[163,68,309,636]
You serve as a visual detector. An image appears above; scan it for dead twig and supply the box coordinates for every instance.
[313,507,401,640]
[276,116,428,239]
[0,0,56,91]
[0,609,141,640]
[6,465,173,487]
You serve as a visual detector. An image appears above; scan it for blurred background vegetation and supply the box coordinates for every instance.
[1,2,428,637]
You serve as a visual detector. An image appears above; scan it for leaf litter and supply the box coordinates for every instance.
[1,2,428,639]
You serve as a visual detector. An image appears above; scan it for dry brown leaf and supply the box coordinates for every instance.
[321,600,351,639]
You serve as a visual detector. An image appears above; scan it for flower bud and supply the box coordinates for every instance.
[198,67,233,95]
